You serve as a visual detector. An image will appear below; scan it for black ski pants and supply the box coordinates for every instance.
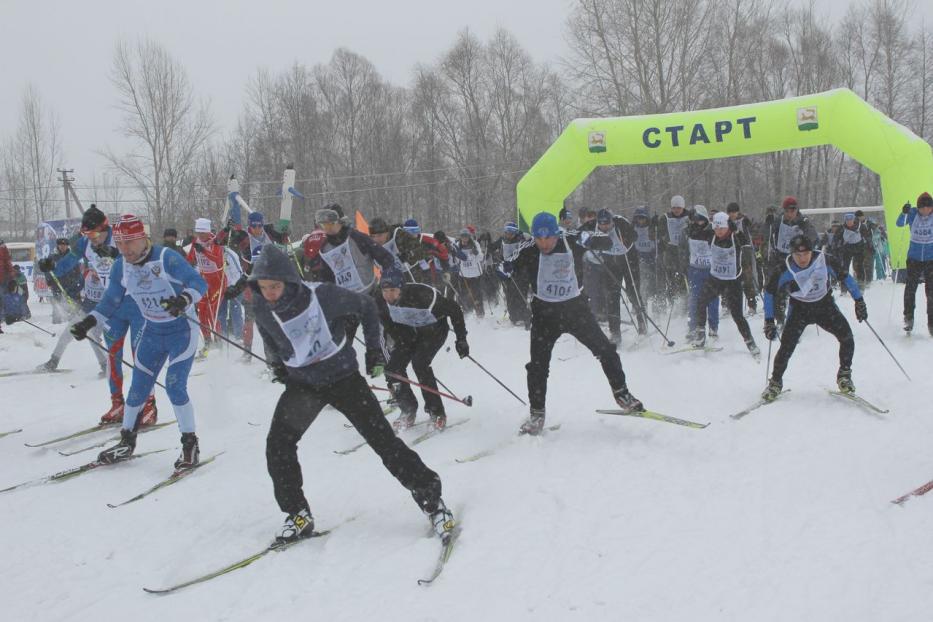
[603,254,646,335]
[771,295,854,383]
[526,295,627,410]
[503,276,529,325]
[460,275,485,317]
[696,277,753,342]
[904,258,933,324]
[266,372,442,515]
[841,243,867,287]
[386,323,448,417]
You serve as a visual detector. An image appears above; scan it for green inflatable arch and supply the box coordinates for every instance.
[516,88,933,268]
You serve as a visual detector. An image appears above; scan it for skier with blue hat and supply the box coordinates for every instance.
[500,211,645,435]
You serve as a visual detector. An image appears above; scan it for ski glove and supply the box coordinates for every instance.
[763,319,778,341]
[365,349,386,378]
[70,315,97,341]
[37,257,56,272]
[270,363,289,384]
[159,292,192,317]
[903,202,912,214]
[455,338,470,359]
[854,298,868,322]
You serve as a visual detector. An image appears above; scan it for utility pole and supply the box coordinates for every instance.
[57,168,74,218]
[56,168,85,218]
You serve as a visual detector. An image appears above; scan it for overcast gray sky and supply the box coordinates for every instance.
[1,0,930,190]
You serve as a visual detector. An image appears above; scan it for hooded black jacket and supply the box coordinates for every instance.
[249,245,382,387]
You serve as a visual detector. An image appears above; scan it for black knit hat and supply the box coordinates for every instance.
[789,234,812,252]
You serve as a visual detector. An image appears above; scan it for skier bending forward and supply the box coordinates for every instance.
[249,245,454,543]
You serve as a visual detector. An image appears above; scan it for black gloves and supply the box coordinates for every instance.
[763,319,778,341]
[270,363,289,384]
[159,292,192,317]
[94,245,119,259]
[224,276,247,300]
[37,257,56,272]
[70,315,98,340]
[192,242,205,253]
[903,202,912,214]
[365,349,386,378]
[854,298,868,322]
[455,338,470,359]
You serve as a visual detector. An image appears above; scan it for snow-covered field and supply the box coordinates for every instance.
[0,281,930,622]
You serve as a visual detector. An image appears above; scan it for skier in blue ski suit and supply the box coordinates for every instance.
[71,214,207,469]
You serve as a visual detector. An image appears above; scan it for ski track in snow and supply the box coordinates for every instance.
[0,281,931,621]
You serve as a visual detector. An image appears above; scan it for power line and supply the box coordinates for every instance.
[0,168,530,205]
[0,159,530,197]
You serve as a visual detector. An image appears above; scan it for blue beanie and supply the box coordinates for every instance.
[403,218,420,235]
[503,221,520,234]
[248,212,264,226]
[634,207,648,219]
[597,208,613,224]
[844,212,856,221]
[380,268,405,289]
[531,212,559,238]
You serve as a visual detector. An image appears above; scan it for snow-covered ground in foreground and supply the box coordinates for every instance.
[0,280,930,622]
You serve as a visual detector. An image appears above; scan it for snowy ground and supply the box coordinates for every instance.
[0,281,930,622]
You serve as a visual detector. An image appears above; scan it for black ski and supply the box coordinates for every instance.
[0,449,169,494]
[456,424,562,464]
[730,389,791,420]
[25,422,121,448]
[57,421,176,456]
[143,527,338,594]
[0,368,72,379]
[107,452,224,508]
[596,409,709,429]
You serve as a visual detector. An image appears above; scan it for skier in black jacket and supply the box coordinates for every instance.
[502,212,644,435]
[249,245,454,544]
[376,268,469,431]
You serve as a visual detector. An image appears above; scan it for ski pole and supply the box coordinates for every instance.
[435,376,461,400]
[46,272,157,385]
[384,371,473,407]
[863,319,911,381]
[765,338,773,384]
[19,319,56,337]
[466,355,526,406]
[184,315,268,364]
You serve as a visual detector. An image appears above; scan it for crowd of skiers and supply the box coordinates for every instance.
[4,188,930,546]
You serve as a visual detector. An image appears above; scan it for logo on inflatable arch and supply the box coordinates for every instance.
[588,131,606,153]
[797,106,818,131]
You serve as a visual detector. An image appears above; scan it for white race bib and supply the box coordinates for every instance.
[689,238,712,269]
[122,248,179,323]
[709,235,740,281]
[910,213,933,244]
[272,283,345,367]
[535,240,580,303]
[321,240,366,292]
[788,252,829,303]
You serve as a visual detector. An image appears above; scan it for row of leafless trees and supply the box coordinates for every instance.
[1,0,932,240]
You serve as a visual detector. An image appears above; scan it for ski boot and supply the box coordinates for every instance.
[426,498,455,541]
[761,378,783,402]
[690,329,706,349]
[97,428,136,464]
[100,394,125,424]
[35,354,60,372]
[836,368,855,394]
[174,433,200,470]
[392,409,417,433]
[97,361,108,378]
[746,300,757,316]
[426,408,447,431]
[137,395,158,426]
[745,338,761,359]
[613,387,644,413]
[904,316,913,334]
[519,408,546,435]
[708,328,719,340]
[276,508,314,543]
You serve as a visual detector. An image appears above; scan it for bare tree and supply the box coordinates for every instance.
[102,38,214,233]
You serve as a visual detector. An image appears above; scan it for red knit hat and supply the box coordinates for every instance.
[112,214,147,242]
[917,192,933,208]
[781,196,799,210]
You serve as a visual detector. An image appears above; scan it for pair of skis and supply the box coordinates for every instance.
[25,419,175,449]
[730,388,889,420]
[144,515,460,594]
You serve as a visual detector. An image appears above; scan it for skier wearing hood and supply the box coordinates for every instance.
[248,245,454,544]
